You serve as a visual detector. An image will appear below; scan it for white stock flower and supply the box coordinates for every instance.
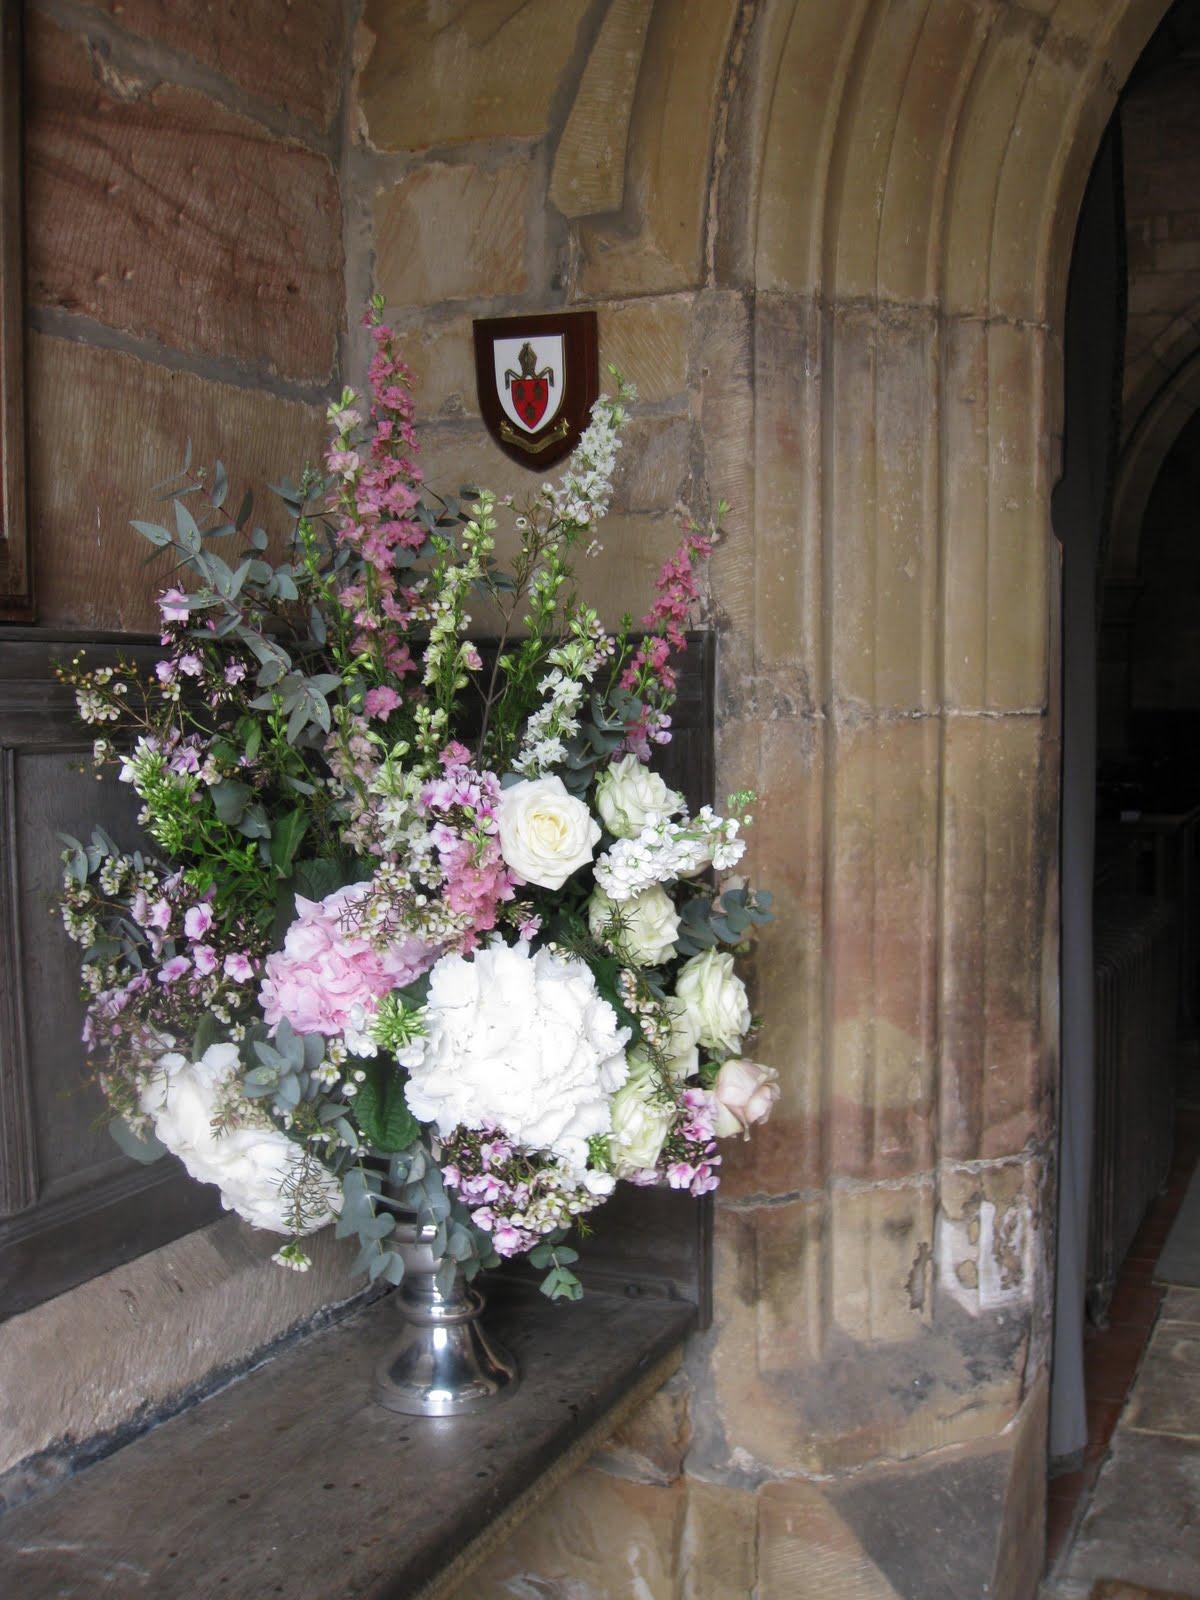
[588,884,680,968]
[140,1044,340,1235]
[712,1058,781,1139]
[675,949,751,1053]
[497,775,600,890]
[593,806,745,902]
[610,1075,674,1176]
[404,942,630,1174]
[594,755,683,840]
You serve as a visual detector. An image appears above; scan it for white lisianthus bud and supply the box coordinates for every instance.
[594,753,683,840]
[610,1076,674,1175]
[588,884,680,967]
[675,949,751,1053]
[712,1058,781,1138]
[497,775,601,890]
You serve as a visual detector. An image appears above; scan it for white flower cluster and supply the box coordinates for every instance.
[512,669,584,776]
[404,942,630,1176]
[140,1043,341,1234]
[545,392,629,529]
[593,807,746,902]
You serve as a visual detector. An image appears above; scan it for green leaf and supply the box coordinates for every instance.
[212,460,228,509]
[210,779,251,825]
[292,858,346,903]
[354,1058,422,1154]
[110,1117,167,1164]
[131,519,173,548]
[270,809,309,879]
[193,1013,223,1059]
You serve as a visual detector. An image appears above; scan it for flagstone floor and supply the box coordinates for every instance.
[1043,1107,1200,1599]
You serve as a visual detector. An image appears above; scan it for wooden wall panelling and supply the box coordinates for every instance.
[0,1,31,620]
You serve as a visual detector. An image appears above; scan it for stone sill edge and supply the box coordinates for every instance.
[413,1341,686,1600]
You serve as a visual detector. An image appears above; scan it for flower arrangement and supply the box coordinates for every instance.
[56,298,779,1301]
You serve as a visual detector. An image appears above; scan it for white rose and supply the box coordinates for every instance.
[712,1058,781,1138]
[404,943,630,1174]
[675,949,751,1053]
[588,884,680,967]
[661,996,700,1079]
[610,1076,674,1175]
[595,754,683,839]
[497,775,601,890]
[140,1044,340,1235]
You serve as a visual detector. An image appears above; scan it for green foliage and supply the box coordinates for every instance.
[353,1058,421,1154]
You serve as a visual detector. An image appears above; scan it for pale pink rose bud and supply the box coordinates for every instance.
[712,1058,780,1139]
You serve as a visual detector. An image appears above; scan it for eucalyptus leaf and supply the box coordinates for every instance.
[110,1117,167,1164]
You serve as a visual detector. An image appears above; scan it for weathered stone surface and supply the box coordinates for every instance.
[1124,1319,1200,1437]
[444,1466,686,1599]
[594,1372,691,1485]
[26,15,342,382]
[1058,1429,1200,1597]
[30,335,328,630]
[550,0,654,219]
[374,162,531,307]
[680,1479,757,1599]
[88,0,345,129]
[356,0,589,150]
[575,0,738,297]
[758,1479,900,1599]
[704,1193,1032,1475]
[610,416,693,514]
[939,715,1055,1161]
[598,296,693,405]
[0,1215,359,1487]
[935,1160,1046,1325]
[394,313,481,418]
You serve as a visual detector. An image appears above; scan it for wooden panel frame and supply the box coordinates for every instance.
[0,0,31,621]
[0,632,218,1320]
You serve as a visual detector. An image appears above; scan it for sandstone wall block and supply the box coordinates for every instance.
[374,161,532,308]
[30,336,328,630]
[551,0,655,219]
[86,0,346,130]
[26,15,343,384]
[356,0,589,150]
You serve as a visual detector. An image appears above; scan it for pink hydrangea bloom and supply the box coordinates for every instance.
[259,883,433,1046]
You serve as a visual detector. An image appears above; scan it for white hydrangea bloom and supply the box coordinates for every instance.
[404,942,631,1175]
[140,1044,340,1234]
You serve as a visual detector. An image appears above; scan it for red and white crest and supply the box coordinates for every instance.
[473,313,599,470]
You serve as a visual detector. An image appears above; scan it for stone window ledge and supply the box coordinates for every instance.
[0,1281,695,1599]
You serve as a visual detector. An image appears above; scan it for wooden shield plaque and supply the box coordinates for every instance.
[473,311,599,470]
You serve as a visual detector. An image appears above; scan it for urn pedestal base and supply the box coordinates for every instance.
[371,1221,519,1417]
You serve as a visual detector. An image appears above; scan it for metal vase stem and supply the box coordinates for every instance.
[371,1217,518,1417]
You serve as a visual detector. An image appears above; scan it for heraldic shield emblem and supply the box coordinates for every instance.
[473,311,599,470]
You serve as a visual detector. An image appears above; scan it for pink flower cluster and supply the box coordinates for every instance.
[440,1126,602,1257]
[638,1088,721,1197]
[618,512,714,757]
[418,743,516,949]
[260,883,432,1041]
[327,317,428,682]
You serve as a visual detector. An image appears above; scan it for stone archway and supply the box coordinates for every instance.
[349,3,1178,1593]
[552,0,1176,1586]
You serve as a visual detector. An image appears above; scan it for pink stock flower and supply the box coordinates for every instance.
[157,589,189,623]
[363,685,402,719]
[184,904,213,940]
[177,653,204,678]
[224,662,247,685]
[148,898,172,931]
[259,883,434,1045]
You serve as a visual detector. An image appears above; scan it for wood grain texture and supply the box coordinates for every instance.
[0,0,31,619]
[0,1284,694,1599]
[28,334,328,630]
[0,749,37,1216]
[25,12,342,383]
